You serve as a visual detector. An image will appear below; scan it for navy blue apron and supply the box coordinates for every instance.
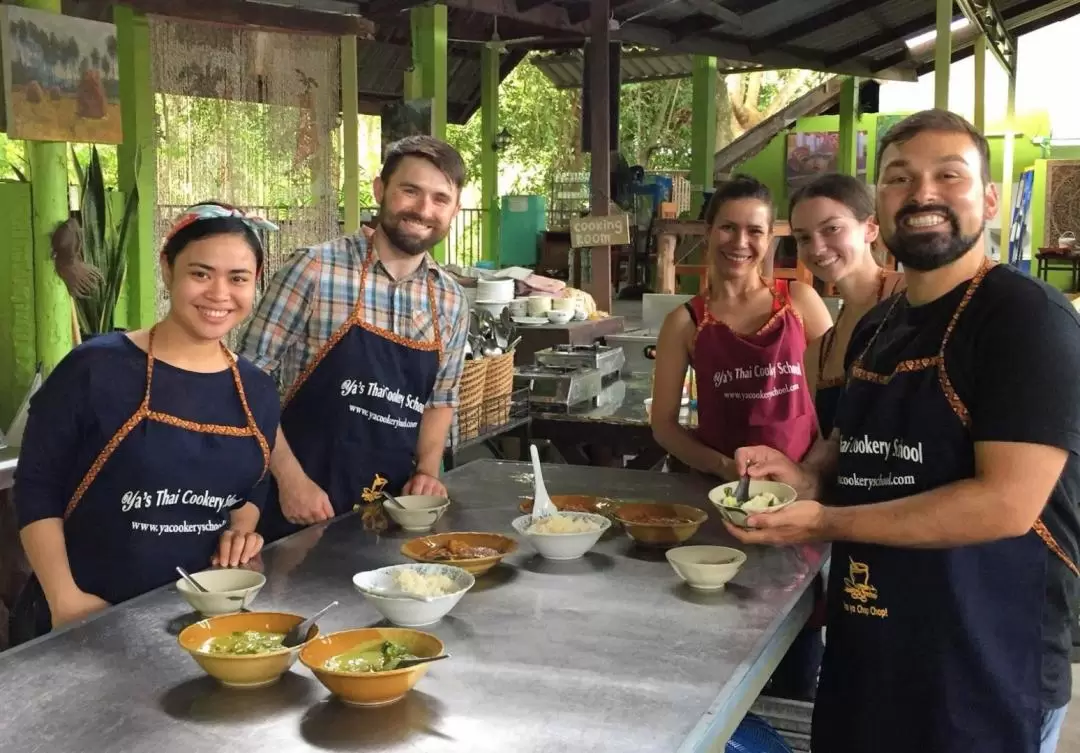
[258,249,442,542]
[10,329,270,643]
[814,259,1078,753]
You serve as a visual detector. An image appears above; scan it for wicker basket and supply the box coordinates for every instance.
[457,357,489,441]
[482,351,516,430]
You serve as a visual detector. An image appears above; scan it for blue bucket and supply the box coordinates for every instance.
[726,713,794,753]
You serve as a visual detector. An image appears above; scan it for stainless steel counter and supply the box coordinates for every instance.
[0,445,16,491]
[0,460,824,753]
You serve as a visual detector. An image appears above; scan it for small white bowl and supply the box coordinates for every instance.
[666,546,747,591]
[546,309,573,325]
[176,568,267,616]
[511,512,611,560]
[707,480,798,529]
[384,495,451,532]
[352,564,474,627]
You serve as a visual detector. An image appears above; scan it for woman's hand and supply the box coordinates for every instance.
[213,529,264,567]
[50,588,110,629]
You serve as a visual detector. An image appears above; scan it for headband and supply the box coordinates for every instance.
[165,203,279,245]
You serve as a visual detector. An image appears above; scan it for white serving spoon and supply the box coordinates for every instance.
[530,444,556,521]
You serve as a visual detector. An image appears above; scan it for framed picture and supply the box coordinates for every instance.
[785,131,868,194]
[0,6,121,144]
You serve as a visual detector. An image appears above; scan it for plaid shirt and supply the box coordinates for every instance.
[238,232,469,408]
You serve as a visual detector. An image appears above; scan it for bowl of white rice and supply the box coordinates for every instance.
[510,512,611,561]
[352,564,474,627]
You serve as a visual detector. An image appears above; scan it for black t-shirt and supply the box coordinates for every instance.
[845,264,1080,709]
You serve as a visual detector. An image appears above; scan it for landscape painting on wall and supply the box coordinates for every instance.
[785,131,869,193]
[0,6,122,144]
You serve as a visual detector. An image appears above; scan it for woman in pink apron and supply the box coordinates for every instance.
[651,174,833,479]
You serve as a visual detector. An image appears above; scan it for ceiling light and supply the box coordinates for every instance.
[905,18,970,48]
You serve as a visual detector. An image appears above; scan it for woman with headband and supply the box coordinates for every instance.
[9,202,281,643]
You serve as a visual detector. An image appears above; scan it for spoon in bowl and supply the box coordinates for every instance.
[394,653,451,669]
[380,492,406,511]
[734,472,752,505]
[176,566,209,593]
[529,444,555,520]
[283,600,338,648]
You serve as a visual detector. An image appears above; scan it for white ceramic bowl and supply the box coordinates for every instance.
[707,480,798,529]
[508,297,530,317]
[176,568,267,616]
[526,296,553,316]
[352,564,474,627]
[551,297,576,312]
[546,309,573,325]
[665,546,747,591]
[511,512,611,560]
[475,300,509,319]
[476,277,515,303]
[384,495,451,532]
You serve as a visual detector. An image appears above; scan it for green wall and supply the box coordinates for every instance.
[735,110,1053,221]
[0,181,37,429]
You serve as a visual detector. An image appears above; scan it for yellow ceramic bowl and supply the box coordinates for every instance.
[177,611,319,689]
[612,502,709,547]
[300,627,445,707]
[400,532,518,576]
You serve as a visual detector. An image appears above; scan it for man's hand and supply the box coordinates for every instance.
[724,500,831,546]
[50,588,109,629]
[734,445,817,499]
[213,529,264,567]
[279,473,335,525]
[402,472,447,497]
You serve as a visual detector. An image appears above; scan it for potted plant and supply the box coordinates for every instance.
[56,145,139,338]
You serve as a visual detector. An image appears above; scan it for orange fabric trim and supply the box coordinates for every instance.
[283,251,443,407]
[691,278,792,350]
[63,327,271,520]
[1033,519,1080,577]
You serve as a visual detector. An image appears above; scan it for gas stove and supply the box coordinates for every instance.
[534,342,625,377]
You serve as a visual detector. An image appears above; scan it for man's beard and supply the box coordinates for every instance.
[883,203,982,272]
[379,206,448,257]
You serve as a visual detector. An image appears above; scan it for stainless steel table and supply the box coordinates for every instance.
[0,460,825,753]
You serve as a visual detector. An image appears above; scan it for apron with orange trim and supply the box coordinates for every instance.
[10,329,270,643]
[814,259,1078,753]
[258,251,442,543]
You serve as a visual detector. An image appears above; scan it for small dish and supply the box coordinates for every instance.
[511,512,611,560]
[175,568,266,616]
[512,316,549,326]
[665,545,747,591]
[546,309,573,325]
[400,532,518,576]
[383,495,451,532]
[352,564,474,627]
[707,480,797,529]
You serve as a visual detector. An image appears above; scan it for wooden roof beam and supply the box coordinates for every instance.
[114,0,376,36]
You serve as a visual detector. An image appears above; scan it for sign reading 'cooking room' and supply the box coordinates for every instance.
[570,213,631,248]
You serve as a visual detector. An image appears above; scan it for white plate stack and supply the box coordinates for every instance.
[475,277,515,318]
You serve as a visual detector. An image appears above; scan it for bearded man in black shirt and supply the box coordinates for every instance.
[729,108,1080,753]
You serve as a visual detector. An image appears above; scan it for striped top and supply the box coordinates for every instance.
[238,232,470,408]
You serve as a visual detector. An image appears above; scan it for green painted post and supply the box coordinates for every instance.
[409,3,448,262]
[17,0,72,371]
[115,6,157,330]
[690,55,717,217]
[973,35,986,133]
[837,77,859,177]
[480,44,499,264]
[0,183,36,428]
[934,0,953,110]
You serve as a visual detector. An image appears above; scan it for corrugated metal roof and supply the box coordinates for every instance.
[531,49,762,89]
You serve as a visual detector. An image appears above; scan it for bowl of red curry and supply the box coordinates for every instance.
[611,503,709,547]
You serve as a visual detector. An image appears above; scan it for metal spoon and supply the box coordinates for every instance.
[380,491,405,510]
[355,585,439,603]
[734,472,752,504]
[394,653,451,669]
[176,566,209,593]
[283,600,338,648]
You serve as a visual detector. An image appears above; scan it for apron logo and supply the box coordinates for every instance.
[842,557,889,619]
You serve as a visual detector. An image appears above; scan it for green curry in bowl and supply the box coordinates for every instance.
[324,640,421,674]
[203,630,286,656]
